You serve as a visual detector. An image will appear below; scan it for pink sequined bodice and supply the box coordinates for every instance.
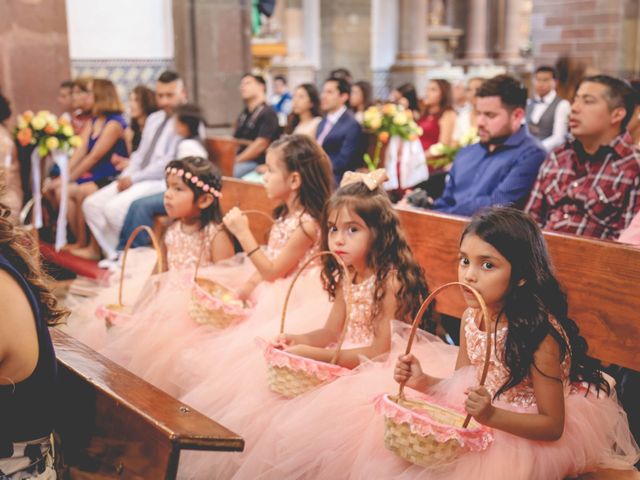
[342,275,376,347]
[265,211,320,269]
[464,308,572,408]
[164,221,219,271]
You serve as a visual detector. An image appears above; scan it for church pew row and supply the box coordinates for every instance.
[220,178,639,372]
[52,329,243,479]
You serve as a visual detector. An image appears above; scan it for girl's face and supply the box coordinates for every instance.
[458,233,512,316]
[327,206,372,274]
[163,173,199,220]
[129,92,142,119]
[350,85,364,110]
[424,81,442,108]
[263,148,295,201]
[174,117,189,137]
[292,87,312,115]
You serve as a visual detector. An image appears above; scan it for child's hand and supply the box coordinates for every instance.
[223,207,250,237]
[464,386,494,425]
[394,354,424,389]
[272,334,294,349]
[285,344,312,358]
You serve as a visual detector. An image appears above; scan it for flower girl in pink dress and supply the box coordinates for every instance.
[357,207,639,479]
[105,134,334,396]
[65,156,235,347]
[179,170,436,479]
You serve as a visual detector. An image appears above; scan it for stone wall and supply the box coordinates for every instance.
[0,0,71,117]
[531,0,640,77]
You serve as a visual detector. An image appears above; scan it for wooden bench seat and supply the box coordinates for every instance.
[52,329,243,479]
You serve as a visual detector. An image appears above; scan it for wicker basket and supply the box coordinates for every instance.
[188,210,273,328]
[378,282,494,468]
[95,225,164,328]
[263,251,353,398]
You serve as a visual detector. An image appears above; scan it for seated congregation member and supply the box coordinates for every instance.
[50,78,128,255]
[80,71,186,261]
[317,76,364,185]
[350,80,373,124]
[233,73,280,178]
[0,94,22,223]
[57,80,74,124]
[411,75,546,217]
[389,83,421,120]
[269,74,292,128]
[285,83,322,138]
[124,84,157,154]
[526,66,571,152]
[627,79,640,146]
[418,78,457,154]
[453,76,484,144]
[70,77,93,134]
[526,75,640,240]
[105,102,208,265]
[0,196,68,478]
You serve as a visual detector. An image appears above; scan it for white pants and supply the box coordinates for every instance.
[82,180,165,259]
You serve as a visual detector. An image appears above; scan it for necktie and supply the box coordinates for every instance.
[140,114,170,169]
[317,118,334,145]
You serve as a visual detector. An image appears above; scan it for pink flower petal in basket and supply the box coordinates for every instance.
[374,394,494,452]
[257,337,352,382]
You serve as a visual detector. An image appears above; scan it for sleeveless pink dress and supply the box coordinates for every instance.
[348,309,640,480]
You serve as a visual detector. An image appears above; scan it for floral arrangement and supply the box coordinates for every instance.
[427,127,480,170]
[362,103,423,170]
[14,110,82,158]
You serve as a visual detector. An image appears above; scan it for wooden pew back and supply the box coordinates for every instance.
[52,329,243,479]
[397,207,640,371]
[206,136,240,177]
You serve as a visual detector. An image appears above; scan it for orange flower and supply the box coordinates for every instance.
[44,123,58,135]
[22,110,34,122]
[378,131,390,144]
[17,128,33,146]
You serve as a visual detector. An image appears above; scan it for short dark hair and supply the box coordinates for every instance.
[325,76,351,97]
[579,75,637,131]
[158,70,181,84]
[329,68,353,83]
[477,74,528,112]
[535,66,557,79]
[274,75,287,84]
[60,80,74,90]
[0,93,11,124]
[242,73,267,89]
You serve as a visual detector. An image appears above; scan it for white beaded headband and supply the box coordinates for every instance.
[165,167,223,198]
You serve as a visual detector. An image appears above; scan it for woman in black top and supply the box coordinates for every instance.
[0,194,68,478]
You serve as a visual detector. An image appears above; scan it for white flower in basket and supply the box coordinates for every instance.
[375,282,494,468]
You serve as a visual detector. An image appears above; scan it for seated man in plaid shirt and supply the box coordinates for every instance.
[526,75,640,240]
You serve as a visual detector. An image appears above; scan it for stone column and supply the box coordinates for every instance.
[271,0,317,87]
[0,0,70,115]
[465,0,489,63]
[390,0,430,94]
[499,0,522,63]
[173,0,252,127]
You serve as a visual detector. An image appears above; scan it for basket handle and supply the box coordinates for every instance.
[397,281,492,429]
[278,250,353,366]
[193,209,275,281]
[115,225,164,308]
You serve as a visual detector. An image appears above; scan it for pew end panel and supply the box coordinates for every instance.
[52,329,243,479]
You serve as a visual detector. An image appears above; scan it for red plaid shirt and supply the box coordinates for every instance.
[525,132,640,240]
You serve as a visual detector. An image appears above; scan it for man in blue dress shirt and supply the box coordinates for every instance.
[424,75,546,217]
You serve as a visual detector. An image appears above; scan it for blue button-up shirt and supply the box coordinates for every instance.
[432,126,546,217]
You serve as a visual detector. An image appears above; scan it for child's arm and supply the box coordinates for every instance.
[465,334,566,441]
[237,271,262,301]
[224,207,318,281]
[395,310,473,392]
[210,227,236,263]
[285,276,398,369]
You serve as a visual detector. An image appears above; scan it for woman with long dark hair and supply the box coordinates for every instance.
[285,83,322,138]
[418,78,457,152]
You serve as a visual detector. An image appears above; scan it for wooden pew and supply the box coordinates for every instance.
[52,329,243,479]
[396,207,640,372]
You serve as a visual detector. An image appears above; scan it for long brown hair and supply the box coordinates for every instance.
[269,134,333,223]
[422,78,453,117]
[320,182,429,324]
[0,198,68,326]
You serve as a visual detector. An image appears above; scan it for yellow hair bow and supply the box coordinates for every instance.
[340,169,388,191]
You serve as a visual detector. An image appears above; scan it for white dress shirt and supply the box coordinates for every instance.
[529,90,571,152]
